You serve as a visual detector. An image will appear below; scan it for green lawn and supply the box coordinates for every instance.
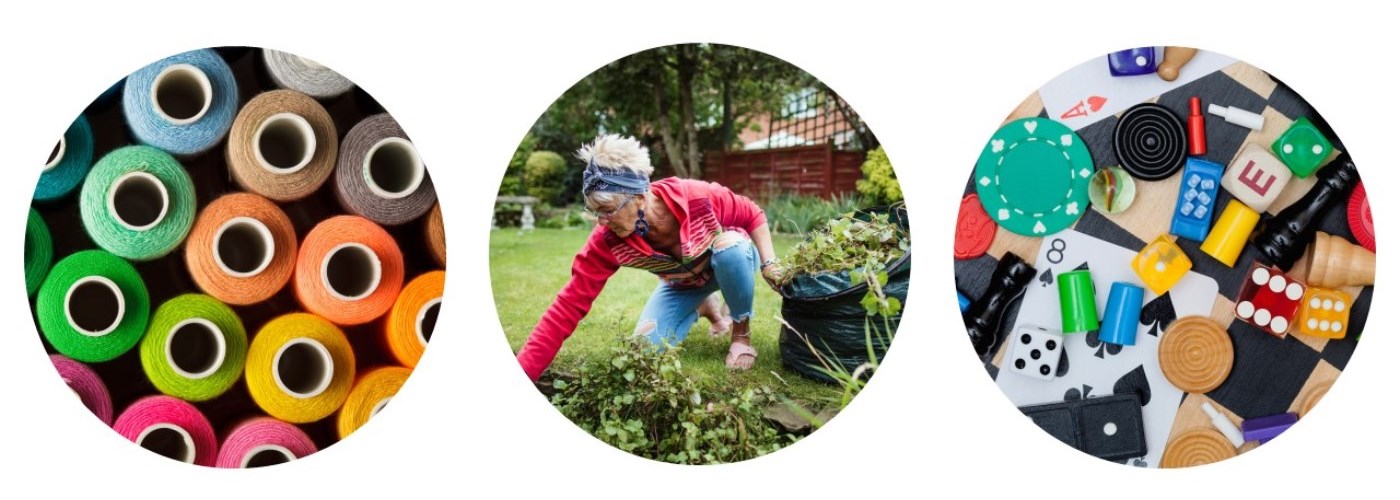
[490,227,843,403]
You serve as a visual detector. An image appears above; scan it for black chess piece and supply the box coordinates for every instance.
[1251,152,1358,271]
[965,253,1036,359]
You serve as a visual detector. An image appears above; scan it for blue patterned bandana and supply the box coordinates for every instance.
[581,159,650,195]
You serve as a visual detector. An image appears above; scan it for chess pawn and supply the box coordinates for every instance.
[1251,152,1358,271]
[1157,46,1198,82]
[965,253,1036,359]
[1303,232,1375,288]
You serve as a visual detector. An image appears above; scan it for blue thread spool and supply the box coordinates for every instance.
[122,49,238,156]
[35,115,95,202]
[1100,282,1144,346]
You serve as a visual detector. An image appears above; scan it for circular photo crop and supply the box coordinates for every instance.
[25,47,446,467]
[492,43,909,464]
[955,47,1372,468]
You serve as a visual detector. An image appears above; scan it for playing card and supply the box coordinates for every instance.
[1039,48,1236,131]
[995,229,1218,467]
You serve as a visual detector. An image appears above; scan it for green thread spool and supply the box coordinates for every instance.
[37,250,151,362]
[139,294,248,402]
[25,208,53,296]
[79,145,196,261]
[1058,269,1099,334]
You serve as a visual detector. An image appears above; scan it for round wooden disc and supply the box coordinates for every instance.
[1161,428,1237,468]
[1159,316,1233,393]
[1299,381,1333,416]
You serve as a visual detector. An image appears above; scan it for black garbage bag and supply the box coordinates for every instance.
[777,206,910,384]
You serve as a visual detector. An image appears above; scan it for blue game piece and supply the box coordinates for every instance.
[958,291,970,312]
[1170,158,1225,241]
[1108,48,1157,76]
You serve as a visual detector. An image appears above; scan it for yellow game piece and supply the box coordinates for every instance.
[1200,200,1260,267]
[1132,234,1192,295]
[1297,287,1350,339]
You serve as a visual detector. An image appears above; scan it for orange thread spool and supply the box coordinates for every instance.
[425,202,447,267]
[226,90,338,201]
[295,215,404,325]
[184,193,297,305]
[386,270,444,368]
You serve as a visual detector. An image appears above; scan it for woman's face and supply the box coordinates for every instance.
[590,194,642,237]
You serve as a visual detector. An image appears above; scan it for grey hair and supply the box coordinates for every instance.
[577,134,654,177]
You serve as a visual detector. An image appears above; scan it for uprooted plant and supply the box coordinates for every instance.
[775,209,909,317]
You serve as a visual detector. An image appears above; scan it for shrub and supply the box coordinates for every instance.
[500,133,538,197]
[855,146,901,205]
[762,192,865,235]
[525,151,569,205]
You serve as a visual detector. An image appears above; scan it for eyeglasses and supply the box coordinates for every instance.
[584,197,633,220]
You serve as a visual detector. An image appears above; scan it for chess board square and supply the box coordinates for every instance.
[1206,319,1323,418]
[1158,71,1262,166]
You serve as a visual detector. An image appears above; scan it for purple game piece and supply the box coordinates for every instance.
[1108,48,1157,76]
[1241,412,1299,444]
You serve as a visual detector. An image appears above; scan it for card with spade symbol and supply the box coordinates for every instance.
[994,229,1217,467]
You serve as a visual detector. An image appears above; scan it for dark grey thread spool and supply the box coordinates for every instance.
[334,114,436,226]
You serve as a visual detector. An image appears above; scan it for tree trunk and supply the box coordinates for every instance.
[652,52,685,177]
[677,45,700,178]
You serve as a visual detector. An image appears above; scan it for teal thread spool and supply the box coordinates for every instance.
[1058,269,1099,333]
[25,208,53,296]
[35,115,95,201]
[37,250,151,363]
[80,145,196,261]
[140,294,248,402]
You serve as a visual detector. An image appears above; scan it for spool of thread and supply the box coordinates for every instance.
[226,90,339,201]
[215,417,318,468]
[295,216,405,325]
[139,294,248,402]
[337,366,411,439]
[79,145,196,261]
[426,202,447,267]
[1202,200,1261,267]
[122,48,238,156]
[1099,282,1144,346]
[262,49,355,99]
[387,270,444,368]
[37,250,150,363]
[113,395,218,466]
[335,114,437,226]
[25,208,53,296]
[35,115,95,201]
[245,313,355,423]
[1057,270,1099,334]
[50,354,113,425]
[184,193,297,304]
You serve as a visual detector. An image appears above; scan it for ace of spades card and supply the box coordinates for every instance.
[995,229,1217,467]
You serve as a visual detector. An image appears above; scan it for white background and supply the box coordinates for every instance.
[0,1,1393,498]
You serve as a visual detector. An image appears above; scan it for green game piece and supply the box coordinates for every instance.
[975,118,1094,236]
[1057,269,1099,334]
[1271,117,1333,178]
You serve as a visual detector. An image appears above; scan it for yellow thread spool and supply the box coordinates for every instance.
[245,313,355,423]
[336,366,411,439]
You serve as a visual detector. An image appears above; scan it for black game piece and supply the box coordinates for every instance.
[1114,103,1187,180]
[1251,152,1359,271]
[965,253,1035,359]
[1019,393,1148,461]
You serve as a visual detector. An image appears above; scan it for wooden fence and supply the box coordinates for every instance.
[700,144,865,199]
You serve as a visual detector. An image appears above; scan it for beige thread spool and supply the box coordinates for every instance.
[227,90,338,201]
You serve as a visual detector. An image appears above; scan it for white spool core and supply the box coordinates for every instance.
[44,136,66,172]
[320,242,382,301]
[415,297,441,347]
[136,423,196,464]
[362,137,425,200]
[272,337,334,399]
[253,113,317,174]
[164,318,227,380]
[213,217,276,278]
[107,171,170,231]
[240,444,296,468]
[150,63,213,126]
[371,397,392,417]
[65,276,125,337]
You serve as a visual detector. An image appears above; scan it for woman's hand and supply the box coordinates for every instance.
[761,261,782,292]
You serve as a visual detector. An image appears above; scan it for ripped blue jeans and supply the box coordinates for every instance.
[636,231,757,347]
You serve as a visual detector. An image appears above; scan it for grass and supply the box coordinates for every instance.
[490,227,842,403]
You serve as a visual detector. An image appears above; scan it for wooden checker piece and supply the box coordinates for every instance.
[1299,380,1333,417]
[1159,316,1234,393]
[1161,428,1238,468]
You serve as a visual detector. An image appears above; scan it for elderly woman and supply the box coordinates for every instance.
[516,134,780,381]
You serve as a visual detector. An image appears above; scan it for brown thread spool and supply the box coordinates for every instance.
[1161,428,1237,468]
[184,193,297,305]
[335,113,437,226]
[295,216,404,325]
[226,90,338,202]
[386,270,444,368]
[426,202,447,267]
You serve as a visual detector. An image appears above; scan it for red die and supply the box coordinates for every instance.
[1234,262,1306,337]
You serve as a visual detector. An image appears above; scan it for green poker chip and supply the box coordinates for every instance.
[974,117,1094,236]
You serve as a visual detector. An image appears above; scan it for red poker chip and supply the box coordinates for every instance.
[955,193,996,259]
[1349,181,1374,252]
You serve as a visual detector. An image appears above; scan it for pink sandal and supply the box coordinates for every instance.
[725,342,757,370]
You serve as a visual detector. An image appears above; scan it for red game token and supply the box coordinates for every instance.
[956,194,996,259]
[1349,181,1374,252]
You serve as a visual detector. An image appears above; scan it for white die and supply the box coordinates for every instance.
[1007,325,1064,380]
[1223,143,1291,213]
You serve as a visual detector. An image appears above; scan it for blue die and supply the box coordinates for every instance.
[1108,48,1157,76]
[1170,158,1225,241]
